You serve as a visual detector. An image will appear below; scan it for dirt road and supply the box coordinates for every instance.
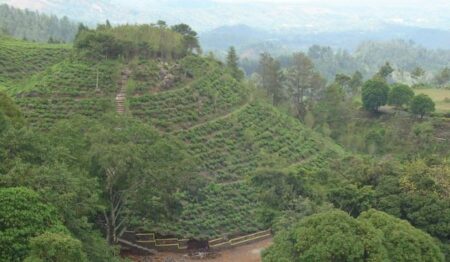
[133,238,272,262]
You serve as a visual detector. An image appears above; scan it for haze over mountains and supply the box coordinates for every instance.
[2,0,450,52]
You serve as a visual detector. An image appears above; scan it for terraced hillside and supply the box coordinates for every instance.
[3,37,346,240]
[13,59,121,129]
[140,103,344,239]
[178,102,343,182]
[0,36,70,91]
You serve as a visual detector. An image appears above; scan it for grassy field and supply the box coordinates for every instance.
[414,88,450,113]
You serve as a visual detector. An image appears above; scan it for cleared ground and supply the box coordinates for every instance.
[414,88,450,113]
[129,238,272,262]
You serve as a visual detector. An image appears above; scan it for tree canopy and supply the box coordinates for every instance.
[410,94,435,118]
[361,79,390,112]
[0,187,62,261]
[388,83,414,108]
[264,209,444,262]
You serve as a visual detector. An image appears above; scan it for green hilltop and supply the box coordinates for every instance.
[0,26,346,240]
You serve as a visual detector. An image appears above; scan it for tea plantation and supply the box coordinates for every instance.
[2,37,346,239]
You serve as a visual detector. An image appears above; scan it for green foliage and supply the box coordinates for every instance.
[226,46,244,80]
[144,183,265,239]
[361,79,390,112]
[171,23,201,54]
[0,91,23,126]
[328,184,374,217]
[258,52,284,106]
[179,102,342,182]
[359,209,444,262]
[265,209,445,262]
[25,232,88,262]
[75,24,186,60]
[74,30,125,59]
[410,94,435,118]
[0,187,62,261]
[263,210,387,262]
[0,37,70,89]
[130,67,247,131]
[388,83,414,108]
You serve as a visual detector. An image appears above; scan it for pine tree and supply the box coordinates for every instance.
[226,46,244,81]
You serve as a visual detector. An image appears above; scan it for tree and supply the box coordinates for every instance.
[0,187,62,261]
[410,94,435,118]
[312,83,354,139]
[74,30,124,59]
[171,23,201,54]
[258,53,284,106]
[350,71,364,93]
[359,209,444,262]
[25,232,88,262]
[285,52,325,118]
[388,83,414,108]
[328,183,374,217]
[435,67,450,87]
[263,210,387,262]
[88,115,194,244]
[411,67,425,80]
[376,62,394,80]
[361,79,390,112]
[264,209,445,262]
[226,46,244,80]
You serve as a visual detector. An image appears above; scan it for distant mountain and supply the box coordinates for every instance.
[200,24,450,57]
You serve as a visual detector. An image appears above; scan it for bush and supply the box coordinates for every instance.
[25,232,87,262]
[0,187,62,261]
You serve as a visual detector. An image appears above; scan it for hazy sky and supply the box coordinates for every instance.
[3,0,450,32]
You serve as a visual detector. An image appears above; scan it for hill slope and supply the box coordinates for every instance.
[2,37,346,240]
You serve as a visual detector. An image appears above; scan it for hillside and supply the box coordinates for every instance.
[1,36,346,241]
[0,36,70,91]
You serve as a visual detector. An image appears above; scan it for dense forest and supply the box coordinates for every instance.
[0,6,449,262]
[0,4,78,43]
[242,40,450,86]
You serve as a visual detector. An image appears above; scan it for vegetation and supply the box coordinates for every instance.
[0,12,449,261]
[264,209,444,262]
[0,36,70,90]
[0,4,78,43]
[25,232,88,262]
[361,79,390,112]
[388,83,414,108]
[410,94,436,118]
[0,187,62,261]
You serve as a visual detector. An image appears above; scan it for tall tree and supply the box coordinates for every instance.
[258,53,284,106]
[226,46,244,81]
[286,52,325,118]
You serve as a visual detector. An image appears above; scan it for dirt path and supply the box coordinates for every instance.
[134,238,272,262]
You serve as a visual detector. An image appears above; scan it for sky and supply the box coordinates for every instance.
[3,0,450,32]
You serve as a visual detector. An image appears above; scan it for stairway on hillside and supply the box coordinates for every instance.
[116,68,131,114]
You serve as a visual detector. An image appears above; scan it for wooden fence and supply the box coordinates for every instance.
[120,229,272,253]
